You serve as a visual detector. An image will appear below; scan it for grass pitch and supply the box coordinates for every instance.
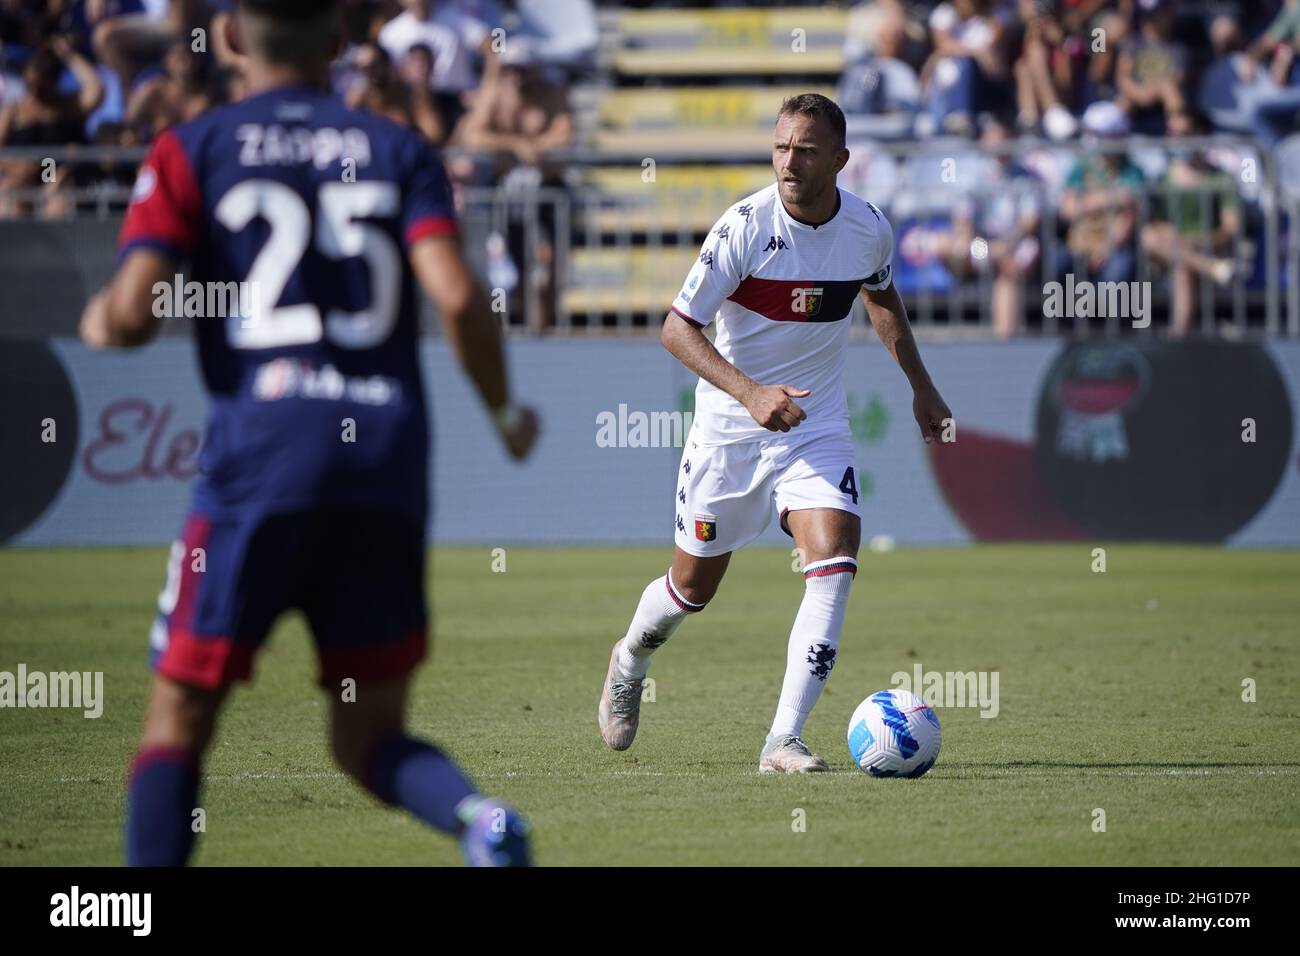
[1,543,1297,866]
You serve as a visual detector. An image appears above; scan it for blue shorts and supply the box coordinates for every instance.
[149,510,427,689]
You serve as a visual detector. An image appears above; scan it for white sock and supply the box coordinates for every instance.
[769,557,857,739]
[616,570,705,679]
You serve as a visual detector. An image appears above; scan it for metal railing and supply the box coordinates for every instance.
[1,137,1292,337]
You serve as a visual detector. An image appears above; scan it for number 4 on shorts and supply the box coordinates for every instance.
[839,466,859,504]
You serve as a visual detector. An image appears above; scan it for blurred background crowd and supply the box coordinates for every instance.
[0,0,587,208]
[1,0,1297,336]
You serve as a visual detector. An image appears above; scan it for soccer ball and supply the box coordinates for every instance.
[847,689,941,778]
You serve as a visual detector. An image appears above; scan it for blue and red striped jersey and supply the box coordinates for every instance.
[119,86,457,522]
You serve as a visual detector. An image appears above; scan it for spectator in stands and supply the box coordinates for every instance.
[453,42,573,331]
[1054,100,1142,287]
[920,0,1014,136]
[1199,11,1300,146]
[1058,0,1120,35]
[1012,0,1083,140]
[0,35,103,218]
[1114,0,1187,134]
[76,118,139,200]
[124,38,218,141]
[1079,1,1131,106]
[91,0,197,93]
[0,0,46,78]
[397,43,453,142]
[837,6,920,136]
[1235,0,1300,146]
[344,41,447,144]
[1140,111,1240,337]
[453,40,573,180]
[1241,0,1300,87]
[844,0,926,67]
[378,0,496,132]
[1199,15,1250,128]
[838,3,921,135]
[522,0,598,68]
[944,116,1045,337]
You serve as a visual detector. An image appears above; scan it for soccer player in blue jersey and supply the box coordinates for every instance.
[79,0,539,866]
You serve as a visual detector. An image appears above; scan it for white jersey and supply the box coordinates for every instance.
[378,9,490,93]
[671,183,894,445]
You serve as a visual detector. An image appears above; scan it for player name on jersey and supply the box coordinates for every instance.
[235,122,373,169]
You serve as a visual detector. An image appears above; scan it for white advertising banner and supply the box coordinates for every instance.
[5,339,1297,548]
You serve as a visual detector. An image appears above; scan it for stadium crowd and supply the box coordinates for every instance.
[838,0,1297,334]
[0,0,1296,335]
[0,0,587,212]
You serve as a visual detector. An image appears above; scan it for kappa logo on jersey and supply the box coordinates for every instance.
[764,235,787,252]
[694,514,718,542]
[792,287,824,316]
[864,262,891,288]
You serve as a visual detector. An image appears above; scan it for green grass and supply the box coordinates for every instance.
[1,544,1298,866]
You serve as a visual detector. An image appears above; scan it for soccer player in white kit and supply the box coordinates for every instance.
[597,94,953,772]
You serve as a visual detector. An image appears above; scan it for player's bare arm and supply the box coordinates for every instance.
[79,248,174,349]
[411,234,539,459]
[660,311,809,432]
[860,281,951,443]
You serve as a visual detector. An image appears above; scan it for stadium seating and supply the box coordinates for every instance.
[607,8,846,77]
[563,245,696,315]
[577,164,776,233]
[591,85,835,157]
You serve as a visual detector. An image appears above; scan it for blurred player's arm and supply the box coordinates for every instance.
[84,128,199,349]
[410,234,538,459]
[860,282,952,443]
[660,312,809,432]
[79,249,173,348]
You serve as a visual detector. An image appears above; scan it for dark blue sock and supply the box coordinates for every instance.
[125,747,200,866]
[364,735,476,834]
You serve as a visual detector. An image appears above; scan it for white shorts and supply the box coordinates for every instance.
[672,425,862,557]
